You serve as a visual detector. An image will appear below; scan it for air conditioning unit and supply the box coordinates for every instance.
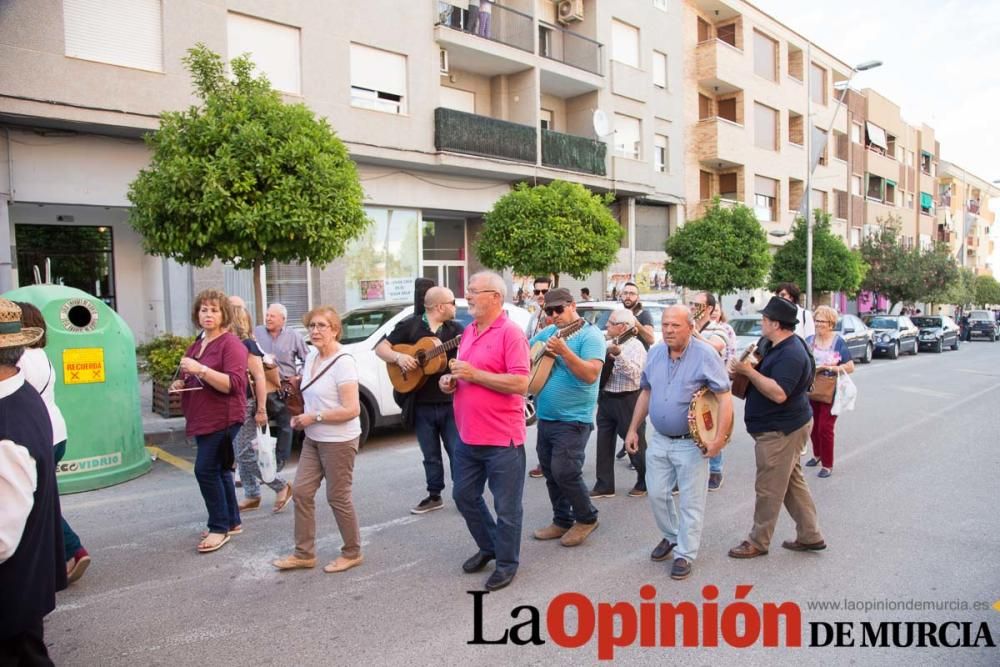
[557,0,584,24]
[439,48,449,74]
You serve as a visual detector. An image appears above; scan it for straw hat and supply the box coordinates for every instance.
[0,299,44,349]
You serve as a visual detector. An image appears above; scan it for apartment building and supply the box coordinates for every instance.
[844,88,940,250]
[682,0,852,245]
[937,162,999,277]
[0,0,685,340]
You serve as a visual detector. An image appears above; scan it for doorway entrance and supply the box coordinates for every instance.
[15,224,117,309]
[421,218,466,297]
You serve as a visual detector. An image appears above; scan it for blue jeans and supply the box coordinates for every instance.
[709,450,723,474]
[413,403,459,495]
[645,429,710,562]
[53,440,82,559]
[195,423,242,533]
[452,441,526,577]
[536,420,598,528]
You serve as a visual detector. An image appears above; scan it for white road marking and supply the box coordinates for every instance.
[895,386,956,399]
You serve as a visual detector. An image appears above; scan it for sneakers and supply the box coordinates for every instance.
[804,458,820,467]
[533,524,570,540]
[628,486,647,497]
[528,466,544,479]
[66,547,91,584]
[708,472,723,492]
[670,557,692,580]
[560,521,598,547]
[589,488,615,499]
[410,495,444,514]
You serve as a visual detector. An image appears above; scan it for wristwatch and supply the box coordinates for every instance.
[314,412,324,423]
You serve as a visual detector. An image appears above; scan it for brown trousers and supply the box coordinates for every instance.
[292,436,361,560]
[748,420,823,551]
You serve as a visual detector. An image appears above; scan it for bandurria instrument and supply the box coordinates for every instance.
[729,342,761,400]
[387,335,462,393]
[527,318,587,396]
[689,386,733,454]
[598,325,639,390]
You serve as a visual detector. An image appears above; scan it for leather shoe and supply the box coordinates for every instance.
[272,554,316,570]
[782,539,827,552]
[728,540,768,559]
[462,551,495,573]
[533,523,569,540]
[650,538,675,562]
[485,569,515,591]
[670,557,692,580]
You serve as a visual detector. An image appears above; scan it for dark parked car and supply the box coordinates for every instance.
[862,315,919,359]
[912,316,961,352]
[966,310,999,341]
[834,313,873,364]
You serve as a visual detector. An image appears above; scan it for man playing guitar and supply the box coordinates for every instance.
[592,309,648,499]
[529,288,606,548]
[375,285,463,515]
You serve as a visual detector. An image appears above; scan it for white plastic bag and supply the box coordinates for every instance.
[256,426,277,483]
[831,370,857,416]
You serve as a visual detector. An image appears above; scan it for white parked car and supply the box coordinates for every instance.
[339,300,531,444]
[575,300,665,345]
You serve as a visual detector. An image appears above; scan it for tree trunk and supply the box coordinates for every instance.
[553,273,560,287]
[253,262,265,325]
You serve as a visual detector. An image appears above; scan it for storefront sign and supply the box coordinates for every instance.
[63,347,106,384]
[385,277,415,303]
[56,451,121,475]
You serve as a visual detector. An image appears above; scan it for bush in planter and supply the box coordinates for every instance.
[137,334,195,417]
[136,334,196,384]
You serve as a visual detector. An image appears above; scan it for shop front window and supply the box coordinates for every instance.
[344,207,420,311]
[16,224,116,309]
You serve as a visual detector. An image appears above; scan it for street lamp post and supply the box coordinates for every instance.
[803,55,882,309]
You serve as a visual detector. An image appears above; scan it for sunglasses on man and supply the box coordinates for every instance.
[544,305,566,316]
[534,289,549,296]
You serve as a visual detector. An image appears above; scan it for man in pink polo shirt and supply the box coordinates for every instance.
[440,271,530,592]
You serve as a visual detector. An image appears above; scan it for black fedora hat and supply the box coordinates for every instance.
[760,296,799,326]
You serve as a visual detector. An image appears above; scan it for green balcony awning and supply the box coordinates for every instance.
[920,192,933,208]
[886,179,897,187]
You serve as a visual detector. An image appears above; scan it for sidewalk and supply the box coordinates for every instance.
[140,378,188,447]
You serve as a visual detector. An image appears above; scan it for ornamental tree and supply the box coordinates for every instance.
[973,274,1000,307]
[664,198,771,295]
[915,241,960,305]
[768,211,867,298]
[475,180,622,286]
[858,220,922,312]
[128,44,368,321]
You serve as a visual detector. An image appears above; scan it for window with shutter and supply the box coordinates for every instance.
[351,43,408,114]
[265,261,311,325]
[227,13,302,94]
[63,0,163,71]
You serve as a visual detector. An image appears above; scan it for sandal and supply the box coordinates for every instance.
[200,525,242,539]
[273,483,293,514]
[197,532,230,553]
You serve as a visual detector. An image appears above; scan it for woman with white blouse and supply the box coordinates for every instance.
[272,306,363,574]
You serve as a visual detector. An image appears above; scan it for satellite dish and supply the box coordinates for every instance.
[592,109,611,137]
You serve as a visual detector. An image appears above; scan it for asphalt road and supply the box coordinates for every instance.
[48,339,1000,666]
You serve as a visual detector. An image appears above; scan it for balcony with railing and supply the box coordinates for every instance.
[694,117,746,169]
[435,1,534,53]
[538,22,603,75]
[541,129,606,176]
[434,107,536,163]
[695,38,746,93]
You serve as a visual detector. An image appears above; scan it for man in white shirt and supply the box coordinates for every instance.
[776,283,815,339]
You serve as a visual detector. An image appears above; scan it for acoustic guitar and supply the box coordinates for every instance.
[387,335,462,393]
[730,342,761,400]
[598,325,639,391]
[527,318,587,397]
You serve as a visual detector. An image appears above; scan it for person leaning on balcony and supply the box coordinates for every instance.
[804,305,854,479]
[273,306,364,574]
[477,0,492,37]
[171,289,248,554]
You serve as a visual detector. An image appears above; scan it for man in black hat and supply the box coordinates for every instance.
[727,296,826,559]
[375,279,463,515]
